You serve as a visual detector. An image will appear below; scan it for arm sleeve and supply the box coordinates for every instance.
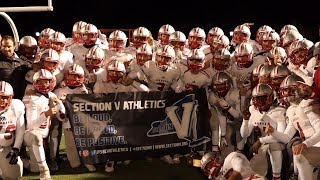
[270,122,297,144]
[13,101,26,149]
[240,119,253,139]
[303,109,320,147]
[132,81,150,92]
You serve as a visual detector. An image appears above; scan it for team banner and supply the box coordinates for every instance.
[65,89,211,164]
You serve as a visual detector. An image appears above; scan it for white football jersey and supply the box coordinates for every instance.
[58,50,74,71]
[54,85,88,100]
[220,152,264,180]
[93,80,149,94]
[306,56,319,77]
[0,99,25,148]
[240,105,286,143]
[177,69,212,91]
[23,92,65,138]
[287,61,313,86]
[142,61,181,91]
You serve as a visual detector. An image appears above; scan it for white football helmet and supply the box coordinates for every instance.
[49,31,66,53]
[83,24,99,46]
[313,42,320,57]
[133,27,151,48]
[270,65,291,91]
[280,30,303,50]
[169,31,187,51]
[187,48,205,71]
[136,44,153,66]
[210,34,230,52]
[289,38,314,65]
[211,71,233,97]
[269,46,287,65]
[280,24,298,37]
[64,64,85,87]
[33,69,56,93]
[108,30,128,51]
[234,42,254,68]
[279,74,304,107]
[38,28,55,49]
[40,48,60,72]
[200,152,223,179]
[85,45,105,71]
[107,60,126,83]
[255,25,273,44]
[188,27,206,49]
[252,83,274,112]
[155,45,175,71]
[18,36,38,61]
[72,21,87,44]
[158,24,175,45]
[261,31,280,52]
[0,81,14,112]
[232,24,251,44]
[212,48,231,71]
[206,27,224,45]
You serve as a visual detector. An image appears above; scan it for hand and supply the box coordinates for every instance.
[293,143,307,155]
[45,107,57,117]
[242,109,251,120]
[120,76,134,86]
[217,99,230,110]
[265,122,274,134]
[50,96,60,104]
[6,147,19,164]
[251,140,262,154]
[220,136,228,151]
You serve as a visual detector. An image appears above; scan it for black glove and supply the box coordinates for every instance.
[6,147,19,164]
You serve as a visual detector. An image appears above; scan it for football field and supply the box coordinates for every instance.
[21,134,207,180]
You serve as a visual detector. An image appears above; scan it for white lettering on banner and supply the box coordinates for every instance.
[73,100,166,111]
[154,141,189,150]
[123,100,166,110]
[132,145,153,151]
[96,148,129,154]
[73,113,112,123]
[87,125,117,135]
[87,136,127,146]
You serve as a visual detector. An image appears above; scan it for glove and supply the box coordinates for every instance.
[6,147,19,164]
[217,99,230,110]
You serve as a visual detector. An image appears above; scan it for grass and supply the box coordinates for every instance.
[21,134,207,180]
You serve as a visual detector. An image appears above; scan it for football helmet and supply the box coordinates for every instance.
[200,152,223,179]
[155,45,175,71]
[169,31,187,51]
[280,30,303,50]
[18,36,38,61]
[258,64,275,85]
[289,39,314,65]
[187,49,205,71]
[188,27,206,49]
[279,75,304,107]
[64,64,85,87]
[38,28,55,49]
[212,48,231,71]
[72,21,87,44]
[232,24,251,44]
[136,44,153,66]
[261,31,280,52]
[0,81,13,112]
[85,45,105,71]
[256,25,273,45]
[234,42,254,68]
[270,65,291,91]
[40,48,60,72]
[207,27,224,45]
[83,24,99,46]
[158,24,175,45]
[49,31,66,53]
[210,35,230,52]
[252,83,274,112]
[269,46,287,65]
[108,30,128,51]
[313,42,320,57]
[280,24,298,37]
[211,72,233,97]
[107,60,126,83]
[133,27,151,48]
[251,64,264,88]
[33,69,56,93]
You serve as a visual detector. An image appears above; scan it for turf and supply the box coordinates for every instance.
[21,134,207,180]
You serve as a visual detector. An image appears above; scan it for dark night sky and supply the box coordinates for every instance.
[0,0,319,42]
